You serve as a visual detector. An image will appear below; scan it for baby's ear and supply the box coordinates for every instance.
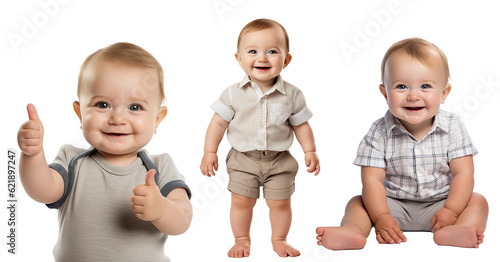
[283,54,292,68]
[440,84,452,104]
[73,101,83,126]
[235,52,243,67]
[379,84,388,100]
[154,106,168,134]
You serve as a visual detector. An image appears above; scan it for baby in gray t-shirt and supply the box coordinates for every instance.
[18,42,192,261]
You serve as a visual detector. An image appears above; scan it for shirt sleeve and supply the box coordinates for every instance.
[288,89,313,126]
[353,121,387,169]
[156,153,192,199]
[447,115,478,161]
[50,144,78,168]
[47,145,88,209]
[211,87,234,122]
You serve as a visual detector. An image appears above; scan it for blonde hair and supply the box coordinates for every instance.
[381,38,450,84]
[237,18,290,54]
[78,42,165,102]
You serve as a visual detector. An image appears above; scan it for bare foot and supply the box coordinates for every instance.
[228,238,251,258]
[316,226,366,250]
[272,240,300,257]
[433,225,484,248]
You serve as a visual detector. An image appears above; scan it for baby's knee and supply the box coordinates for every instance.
[470,192,488,211]
[346,195,364,209]
[232,193,257,209]
[266,198,291,210]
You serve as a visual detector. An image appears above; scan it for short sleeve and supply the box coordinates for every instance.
[47,145,89,209]
[211,87,235,122]
[288,89,313,126]
[155,153,192,199]
[448,116,478,161]
[50,144,82,168]
[353,121,387,169]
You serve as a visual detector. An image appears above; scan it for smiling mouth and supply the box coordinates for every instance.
[103,132,129,137]
[405,107,424,111]
[254,66,270,70]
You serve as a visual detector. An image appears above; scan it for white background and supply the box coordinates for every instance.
[1,0,499,261]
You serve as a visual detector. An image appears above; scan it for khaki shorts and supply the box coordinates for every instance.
[226,148,298,200]
[387,196,446,232]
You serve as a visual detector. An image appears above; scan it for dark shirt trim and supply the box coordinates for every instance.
[47,148,97,209]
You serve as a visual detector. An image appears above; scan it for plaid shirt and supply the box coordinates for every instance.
[354,110,477,200]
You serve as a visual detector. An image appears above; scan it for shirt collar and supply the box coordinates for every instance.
[238,74,286,95]
[384,109,449,138]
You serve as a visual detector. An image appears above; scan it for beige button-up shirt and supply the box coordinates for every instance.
[211,75,312,152]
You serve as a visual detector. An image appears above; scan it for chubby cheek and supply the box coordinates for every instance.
[241,60,253,72]
[386,93,403,107]
[80,113,104,139]
[271,57,285,69]
[134,115,158,135]
[424,93,442,108]
[81,112,101,128]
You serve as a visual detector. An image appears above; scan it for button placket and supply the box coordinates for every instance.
[414,142,426,193]
[257,96,267,149]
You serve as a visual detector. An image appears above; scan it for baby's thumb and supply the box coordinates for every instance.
[27,104,42,124]
[145,169,157,186]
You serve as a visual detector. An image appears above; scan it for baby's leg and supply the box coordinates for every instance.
[434,193,488,248]
[266,198,301,257]
[228,193,257,258]
[316,195,372,250]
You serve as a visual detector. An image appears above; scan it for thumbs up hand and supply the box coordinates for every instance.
[131,169,166,221]
[18,104,45,157]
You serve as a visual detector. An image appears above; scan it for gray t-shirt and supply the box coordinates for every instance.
[47,145,191,262]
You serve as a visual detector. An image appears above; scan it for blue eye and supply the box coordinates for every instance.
[248,50,256,54]
[396,84,407,90]
[129,104,142,111]
[421,84,431,89]
[268,50,278,54]
[96,102,109,109]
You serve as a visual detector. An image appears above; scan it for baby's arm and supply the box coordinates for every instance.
[200,113,229,177]
[131,170,192,235]
[292,121,320,175]
[17,104,64,204]
[361,166,406,244]
[431,155,474,232]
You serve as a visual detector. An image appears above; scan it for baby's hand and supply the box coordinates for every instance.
[374,213,407,244]
[430,207,458,233]
[304,152,320,176]
[200,153,218,177]
[131,169,166,222]
[18,104,44,157]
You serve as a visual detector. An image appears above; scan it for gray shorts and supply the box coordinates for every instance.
[386,196,446,232]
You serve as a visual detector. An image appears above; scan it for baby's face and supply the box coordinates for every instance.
[380,50,450,131]
[235,26,291,89]
[75,62,166,164]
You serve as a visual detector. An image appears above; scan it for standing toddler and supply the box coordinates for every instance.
[200,19,320,258]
